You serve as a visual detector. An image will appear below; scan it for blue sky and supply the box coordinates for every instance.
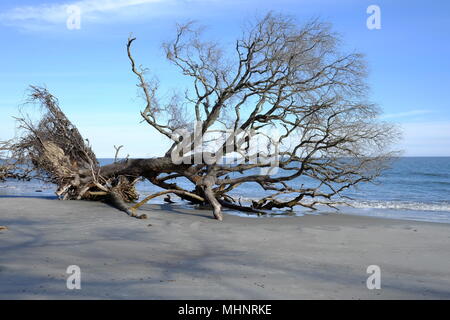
[0,0,449,157]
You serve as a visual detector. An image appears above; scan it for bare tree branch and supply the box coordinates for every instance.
[3,12,400,221]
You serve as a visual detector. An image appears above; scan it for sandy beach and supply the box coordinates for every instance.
[0,197,449,299]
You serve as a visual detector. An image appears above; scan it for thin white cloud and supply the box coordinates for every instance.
[381,109,432,120]
[0,0,167,30]
[399,121,450,156]
[380,109,432,120]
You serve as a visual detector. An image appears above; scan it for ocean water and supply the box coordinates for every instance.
[1,157,450,224]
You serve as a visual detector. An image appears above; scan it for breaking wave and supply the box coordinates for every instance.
[347,200,450,212]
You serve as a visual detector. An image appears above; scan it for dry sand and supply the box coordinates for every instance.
[0,197,449,299]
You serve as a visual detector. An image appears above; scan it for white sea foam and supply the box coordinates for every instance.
[230,196,450,213]
[347,200,450,212]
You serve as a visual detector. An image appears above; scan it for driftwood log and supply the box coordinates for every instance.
[2,13,398,220]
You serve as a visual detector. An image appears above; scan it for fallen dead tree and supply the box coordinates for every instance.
[4,13,399,220]
[6,87,144,217]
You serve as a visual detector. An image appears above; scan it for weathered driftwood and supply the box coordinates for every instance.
[4,13,398,220]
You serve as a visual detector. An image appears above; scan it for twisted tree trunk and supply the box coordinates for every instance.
[4,13,399,221]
